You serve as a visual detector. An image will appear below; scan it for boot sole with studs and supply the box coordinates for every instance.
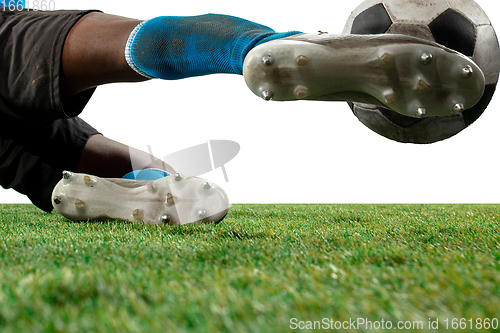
[243,34,485,118]
[52,171,230,225]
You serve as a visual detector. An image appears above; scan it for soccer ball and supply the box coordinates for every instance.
[343,0,500,144]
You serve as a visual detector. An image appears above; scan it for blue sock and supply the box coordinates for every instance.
[123,169,170,181]
[125,14,301,79]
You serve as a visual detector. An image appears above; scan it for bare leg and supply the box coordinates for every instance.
[74,135,176,177]
[62,12,148,97]
[63,13,175,176]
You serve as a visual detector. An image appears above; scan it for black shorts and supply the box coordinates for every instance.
[0,7,101,212]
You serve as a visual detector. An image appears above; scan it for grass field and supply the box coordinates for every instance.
[0,204,499,332]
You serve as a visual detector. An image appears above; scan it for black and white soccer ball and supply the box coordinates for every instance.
[344,0,500,144]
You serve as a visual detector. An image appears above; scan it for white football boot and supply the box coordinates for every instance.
[52,171,230,225]
[243,33,485,118]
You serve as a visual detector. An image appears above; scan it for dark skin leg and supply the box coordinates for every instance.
[62,13,174,176]
[74,135,176,177]
[62,12,147,96]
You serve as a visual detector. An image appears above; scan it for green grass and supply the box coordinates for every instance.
[0,204,499,332]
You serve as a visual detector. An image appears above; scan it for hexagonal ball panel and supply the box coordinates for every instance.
[429,9,476,57]
[343,0,385,34]
[384,0,449,24]
[351,3,392,34]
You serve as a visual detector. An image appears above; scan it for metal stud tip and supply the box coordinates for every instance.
[421,53,433,65]
[53,196,62,205]
[294,86,310,99]
[202,182,212,190]
[174,173,183,181]
[453,103,465,113]
[262,54,274,66]
[415,108,427,118]
[161,214,171,224]
[296,55,309,66]
[62,171,73,179]
[198,210,208,219]
[462,65,473,79]
[261,90,274,101]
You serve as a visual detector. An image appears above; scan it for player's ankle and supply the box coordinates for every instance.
[231,30,302,74]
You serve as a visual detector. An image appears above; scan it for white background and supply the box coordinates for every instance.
[1,0,499,204]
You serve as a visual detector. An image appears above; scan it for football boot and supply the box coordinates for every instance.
[52,171,230,225]
[243,33,485,118]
